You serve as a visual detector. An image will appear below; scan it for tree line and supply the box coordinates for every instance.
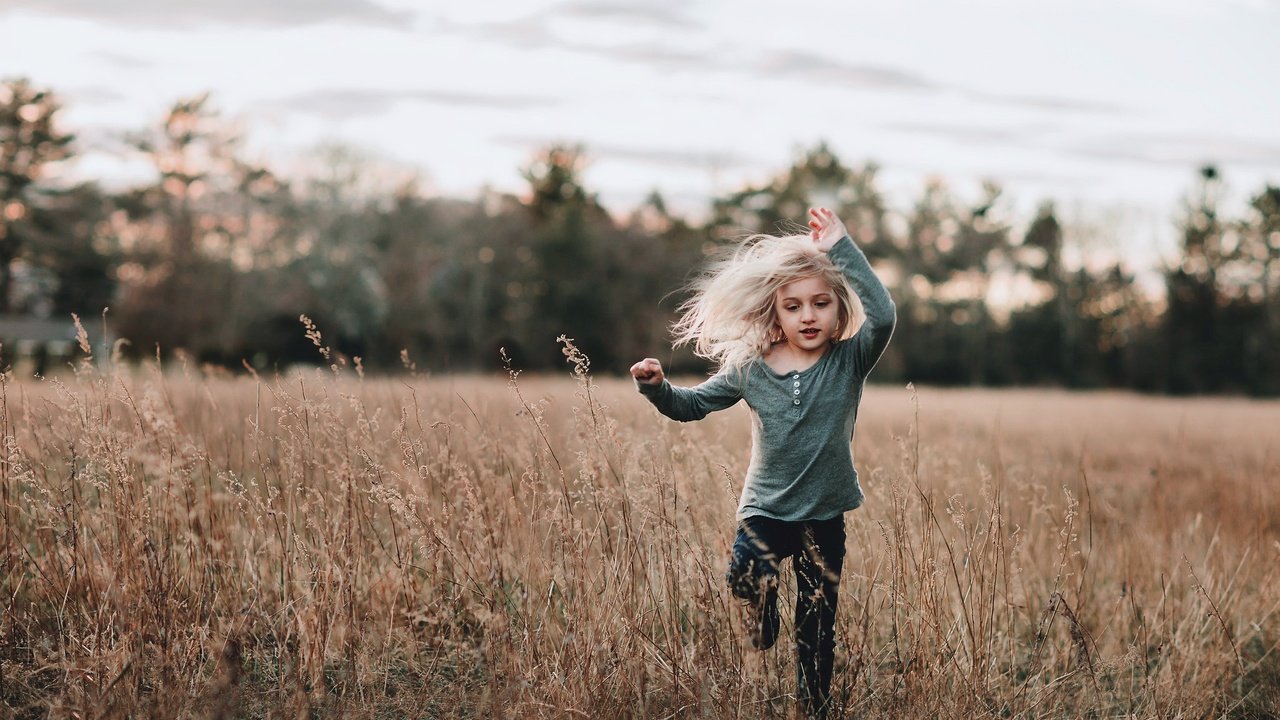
[3,78,1278,394]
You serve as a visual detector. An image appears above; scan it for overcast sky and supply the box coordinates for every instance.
[3,0,1279,264]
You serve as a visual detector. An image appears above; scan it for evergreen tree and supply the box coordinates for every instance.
[0,78,74,313]
[520,144,615,368]
[1164,166,1228,393]
[1237,184,1280,394]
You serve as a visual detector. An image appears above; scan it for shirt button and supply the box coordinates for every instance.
[793,381,800,387]
[793,389,800,395]
[793,398,801,406]
[792,374,799,379]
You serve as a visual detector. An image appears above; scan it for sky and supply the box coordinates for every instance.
[2,0,1280,268]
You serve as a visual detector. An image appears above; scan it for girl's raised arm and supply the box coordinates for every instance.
[810,207,897,375]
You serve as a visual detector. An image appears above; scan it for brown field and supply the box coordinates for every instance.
[2,358,1279,718]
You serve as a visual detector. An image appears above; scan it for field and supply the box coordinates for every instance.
[2,354,1279,718]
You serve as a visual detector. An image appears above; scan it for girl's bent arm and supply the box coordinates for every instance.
[637,370,743,422]
[829,235,897,374]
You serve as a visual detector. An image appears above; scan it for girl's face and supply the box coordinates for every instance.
[774,275,840,354]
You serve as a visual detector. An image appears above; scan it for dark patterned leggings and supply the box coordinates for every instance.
[726,514,846,717]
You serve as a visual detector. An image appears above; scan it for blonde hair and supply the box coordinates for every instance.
[672,233,865,371]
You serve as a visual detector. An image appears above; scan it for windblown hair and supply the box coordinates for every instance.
[672,233,865,372]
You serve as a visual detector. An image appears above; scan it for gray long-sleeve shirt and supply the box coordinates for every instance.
[638,235,896,521]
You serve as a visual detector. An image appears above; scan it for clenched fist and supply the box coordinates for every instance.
[630,357,665,386]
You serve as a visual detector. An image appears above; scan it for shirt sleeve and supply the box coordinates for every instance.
[829,235,897,376]
[636,368,744,422]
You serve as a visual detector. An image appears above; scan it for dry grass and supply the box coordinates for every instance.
[2,349,1278,718]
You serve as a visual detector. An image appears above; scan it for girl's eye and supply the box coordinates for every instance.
[784,306,799,312]
[816,301,830,308]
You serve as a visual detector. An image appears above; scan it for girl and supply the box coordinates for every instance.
[630,207,895,718]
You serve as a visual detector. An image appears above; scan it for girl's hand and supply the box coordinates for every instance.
[808,207,848,253]
[630,357,665,386]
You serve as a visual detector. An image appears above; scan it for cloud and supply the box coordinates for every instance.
[883,121,1028,145]
[64,87,129,105]
[1068,133,1280,168]
[450,14,939,86]
[448,14,561,49]
[0,0,413,29]
[87,51,156,69]
[589,143,761,170]
[551,1,704,31]
[493,134,762,169]
[271,88,559,120]
[753,50,938,92]
[443,9,949,92]
[445,10,1141,116]
[439,11,721,72]
[989,170,1098,187]
[578,42,721,72]
[968,90,1129,115]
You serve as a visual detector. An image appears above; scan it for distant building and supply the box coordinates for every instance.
[0,314,113,376]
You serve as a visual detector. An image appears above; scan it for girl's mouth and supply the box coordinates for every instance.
[800,329,820,338]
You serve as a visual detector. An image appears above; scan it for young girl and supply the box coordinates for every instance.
[630,207,895,718]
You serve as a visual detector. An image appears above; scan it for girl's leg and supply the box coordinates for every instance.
[793,515,846,718]
[726,515,793,650]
